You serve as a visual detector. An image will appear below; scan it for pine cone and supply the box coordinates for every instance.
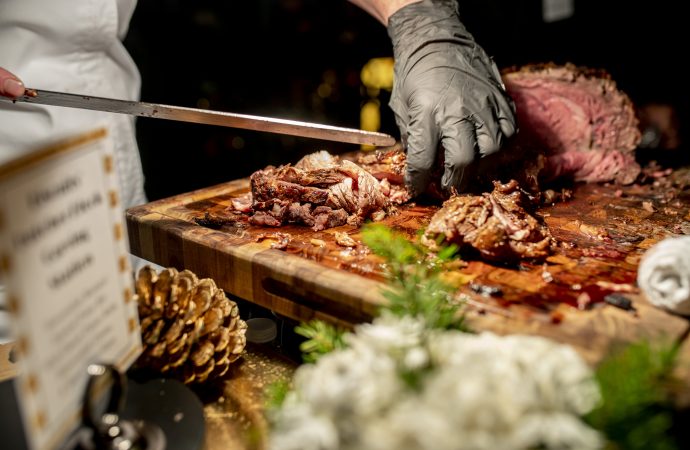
[134,266,247,384]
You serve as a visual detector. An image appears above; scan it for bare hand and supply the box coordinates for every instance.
[0,68,25,98]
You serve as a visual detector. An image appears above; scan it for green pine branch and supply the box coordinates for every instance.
[361,223,467,331]
[264,379,292,411]
[586,340,681,450]
[295,319,347,364]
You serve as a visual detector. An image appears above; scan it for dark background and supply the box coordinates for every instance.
[124,0,687,202]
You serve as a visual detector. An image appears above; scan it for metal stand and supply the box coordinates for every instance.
[0,364,205,450]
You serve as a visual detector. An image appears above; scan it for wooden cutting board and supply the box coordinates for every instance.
[126,163,690,365]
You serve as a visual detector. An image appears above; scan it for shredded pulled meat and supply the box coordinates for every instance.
[421,180,555,262]
[248,151,389,231]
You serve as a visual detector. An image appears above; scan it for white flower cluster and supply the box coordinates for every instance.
[268,313,603,450]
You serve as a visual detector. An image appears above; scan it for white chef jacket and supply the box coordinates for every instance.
[0,0,151,342]
[0,0,147,210]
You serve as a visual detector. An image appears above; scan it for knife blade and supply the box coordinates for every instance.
[1,88,397,147]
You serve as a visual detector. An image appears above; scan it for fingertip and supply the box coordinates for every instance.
[441,165,460,192]
[440,168,453,191]
[440,150,472,191]
[439,120,476,190]
[477,133,501,157]
[499,116,517,139]
[404,138,438,198]
[2,77,25,98]
[404,167,430,198]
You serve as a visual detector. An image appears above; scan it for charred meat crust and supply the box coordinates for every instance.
[422,180,555,262]
[248,151,389,231]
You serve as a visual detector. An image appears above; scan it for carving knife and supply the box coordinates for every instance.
[1,88,397,147]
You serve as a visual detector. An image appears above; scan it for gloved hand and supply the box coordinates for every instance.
[387,0,517,196]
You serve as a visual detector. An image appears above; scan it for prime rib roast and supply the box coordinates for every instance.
[502,63,642,186]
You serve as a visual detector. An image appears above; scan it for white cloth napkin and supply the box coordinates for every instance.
[638,236,690,316]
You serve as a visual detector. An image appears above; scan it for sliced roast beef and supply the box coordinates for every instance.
[355,147,415,204]
[356,147,406,185]
[421,180,555,262]
[249,151,388,231]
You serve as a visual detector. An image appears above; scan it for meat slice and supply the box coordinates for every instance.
[356,148,413,204]
[229,192,253,213]
[503,63,641,185]
[251,168,331,205]
[294,149,339,171]
[356,147,406,185]
[421,180,554,262]
[248,151,388,231]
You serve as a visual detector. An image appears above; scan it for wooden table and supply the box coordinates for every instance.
[126,167,690,367]
[0,343,17,383]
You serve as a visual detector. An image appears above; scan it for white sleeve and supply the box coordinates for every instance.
[0,0,147,210]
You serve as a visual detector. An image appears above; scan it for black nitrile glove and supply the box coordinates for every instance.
[387,0,517,196]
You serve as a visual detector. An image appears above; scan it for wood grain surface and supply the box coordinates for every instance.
[0,343,17,382]
[126,161,690,366]
[197,344,297,450]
